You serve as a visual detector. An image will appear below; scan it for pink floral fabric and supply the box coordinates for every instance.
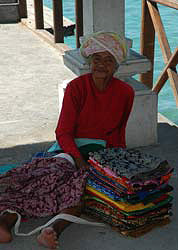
[0,157,88,218]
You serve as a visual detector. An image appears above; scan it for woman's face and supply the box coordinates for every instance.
[90,51,117,80]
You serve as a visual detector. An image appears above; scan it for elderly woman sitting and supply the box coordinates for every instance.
[0,32,134,249]
[56,31,134,170]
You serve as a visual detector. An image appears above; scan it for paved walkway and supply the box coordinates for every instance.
[0,23,178,250]
[0,23,75,164]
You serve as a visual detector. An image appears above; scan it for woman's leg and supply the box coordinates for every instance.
[0,212,18,243]
[37,203,82,249]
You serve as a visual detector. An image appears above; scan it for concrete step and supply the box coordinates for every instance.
[63,48,151,77]
[0,0,19,23]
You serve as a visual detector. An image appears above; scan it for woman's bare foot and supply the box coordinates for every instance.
[0,224,12,243]
[37,206,82,249]
[37,227,59,249]
[0,211,18,243]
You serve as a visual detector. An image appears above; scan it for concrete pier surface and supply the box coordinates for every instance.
[0,23,178,250]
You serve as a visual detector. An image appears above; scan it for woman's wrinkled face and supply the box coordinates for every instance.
[90,51,117,80]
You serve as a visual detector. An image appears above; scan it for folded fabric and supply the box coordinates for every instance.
[88,148,173,180]
[85,186,173,214]
[88,155,173,194]
[116,217,171,237]
[85,204,170,229]
[0,164,18,174]
[85,146,174,238]
[84,196,172,220]
[87,177,173,205]
[87,178,122,201]
[84,196,172,230]
[32,151,58,159]
[88,164,172,195]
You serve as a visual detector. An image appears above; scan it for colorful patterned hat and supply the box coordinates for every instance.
[80,31,128,64]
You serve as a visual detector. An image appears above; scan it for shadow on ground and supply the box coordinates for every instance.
[158,122,178,146]
[0,122,178,166]
[0,123,177,250]
[0,141,55,165]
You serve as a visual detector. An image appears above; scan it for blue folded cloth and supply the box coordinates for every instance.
[32,151,58,159]
[0,164,18,174]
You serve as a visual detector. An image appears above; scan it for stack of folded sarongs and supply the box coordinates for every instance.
[84,148,174,237]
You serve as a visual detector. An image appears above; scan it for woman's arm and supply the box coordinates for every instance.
[74,157,89,169]
[55,82,88,169]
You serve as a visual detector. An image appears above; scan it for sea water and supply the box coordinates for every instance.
[44,0,178,125]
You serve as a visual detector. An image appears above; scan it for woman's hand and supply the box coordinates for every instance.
[75,157,89,170]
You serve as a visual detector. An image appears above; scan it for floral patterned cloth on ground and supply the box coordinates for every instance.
[0,157,88,218]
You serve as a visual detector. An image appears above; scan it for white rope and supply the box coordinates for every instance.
[2,210,106,236]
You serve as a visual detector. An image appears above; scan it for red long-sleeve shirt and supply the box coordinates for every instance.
[55,73,134,158]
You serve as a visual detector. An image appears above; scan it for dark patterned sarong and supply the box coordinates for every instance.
[0,157,88,218]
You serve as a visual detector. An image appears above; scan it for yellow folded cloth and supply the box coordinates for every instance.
[86,186,154,212]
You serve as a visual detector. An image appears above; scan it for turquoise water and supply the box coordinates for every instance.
[44,0,178,125]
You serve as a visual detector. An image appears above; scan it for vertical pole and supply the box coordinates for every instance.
[34,0,44,29]
[140,0,155,88]
[19,0,27,18]
[75,0,83,48]
[52,0,64,43]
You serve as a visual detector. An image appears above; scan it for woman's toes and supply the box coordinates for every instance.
[37,227,59,249]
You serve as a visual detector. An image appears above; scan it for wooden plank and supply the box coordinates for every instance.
[19,0,27,18]
[148,1,178,105]
[150,0,178,10]
[43,5,75,36]
[75,0,83,48]
[34,0,44,29]
[147,1,171,63]
[140,0,155,88]
[52,0,64,43]
[26,0,75,36]
[153,48,178,93]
